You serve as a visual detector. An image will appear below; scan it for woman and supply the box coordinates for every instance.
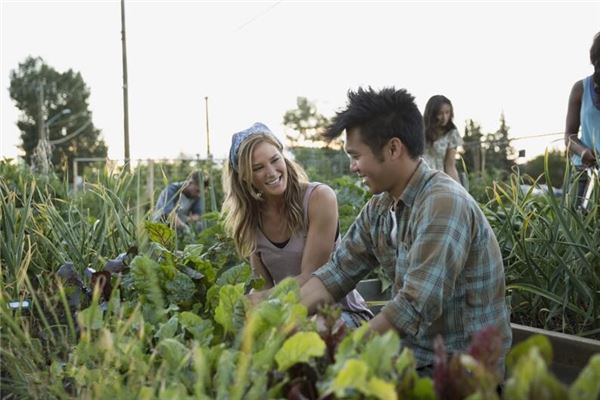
[422,95,462,182]
[222,122,373,327]
[565,32,600,203]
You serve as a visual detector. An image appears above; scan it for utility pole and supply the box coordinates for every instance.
[33,83,51,175]
[121,0,131,171]
[204,96,211,158]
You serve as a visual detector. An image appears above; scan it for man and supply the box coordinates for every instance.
[152,171,204,233]
[299,87,512,375]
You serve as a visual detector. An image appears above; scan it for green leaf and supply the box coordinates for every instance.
[361,330,400,375]
[504,347,566,400]
[145,221,175,250]
[216,263,251,286]
[182,243,205,261]
[568,354,600,400]
[180,311,214,345]
[275,331,326,371]
[155,316,179,340]
[366,377,398,400]
[192,346,209,398]
[268,277,300,302]
[215,349,238,399]
[156,338,189,370]
[506,335,552,374]
[395,347,417,376]
[130,255,165,312]
[183,244,216,283]
[412,377,436,400]
[336,323,370,362]
[77,302,103,330]
[214,284,246,334]
[165,271,195,306]
[330,359,369,397]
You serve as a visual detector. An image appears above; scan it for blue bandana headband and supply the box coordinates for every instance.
[229,122,282,171]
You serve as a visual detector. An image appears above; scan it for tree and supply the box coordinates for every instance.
[462,119,483,174]
[523,150,567,188]
[482,113,516,174]
[282,96,349,180]
[9,56,107,177]
[283,97,331,147]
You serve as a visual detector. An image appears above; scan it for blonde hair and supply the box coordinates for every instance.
[222,133,309,258]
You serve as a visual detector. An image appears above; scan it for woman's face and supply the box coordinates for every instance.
[435,103,452,128]
[250,141,288,198]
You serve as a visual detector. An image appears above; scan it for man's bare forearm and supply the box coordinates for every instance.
[368,312,395,334]
[299,277,335,314]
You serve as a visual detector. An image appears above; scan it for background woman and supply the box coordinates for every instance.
[222,122,373,327]
[565,32,600,203]
[422,95,462,182]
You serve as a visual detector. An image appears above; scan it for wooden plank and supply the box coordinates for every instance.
[355,279,600,383]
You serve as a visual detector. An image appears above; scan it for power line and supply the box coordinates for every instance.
[235,1,282,32]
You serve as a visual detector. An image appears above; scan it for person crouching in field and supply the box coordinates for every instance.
[152,171,205,233]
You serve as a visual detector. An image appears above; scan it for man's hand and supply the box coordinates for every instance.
[299,277,335,314]
[368,312,395,335]
[188,214,201,222]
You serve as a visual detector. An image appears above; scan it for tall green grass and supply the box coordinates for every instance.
[486,154,599,338]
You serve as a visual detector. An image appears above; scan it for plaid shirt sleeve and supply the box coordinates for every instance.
[313,200,380,300]
[381,189,472,337]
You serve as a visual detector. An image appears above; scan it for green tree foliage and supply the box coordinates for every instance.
[523,150,567,188]
[483,113,516,174]
[283,96,349,181]
[9,56,107,177]
[283,96,330,146]
[461,115,516,176]
[462,119,484,174]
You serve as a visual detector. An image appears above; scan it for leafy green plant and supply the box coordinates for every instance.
[486,154,599,338]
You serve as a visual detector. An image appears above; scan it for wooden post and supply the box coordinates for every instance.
[121,0,131,171]
[147,159,154,210]
[73,159,78,193]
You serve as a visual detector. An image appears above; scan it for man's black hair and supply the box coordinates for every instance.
[188,171,209,186]
[323,87,424,160]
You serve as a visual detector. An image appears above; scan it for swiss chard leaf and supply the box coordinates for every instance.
[214,284,246,334]
[275,331,326,372]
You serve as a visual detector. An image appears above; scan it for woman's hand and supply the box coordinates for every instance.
[582,148,597,167]
[247,289,269,307]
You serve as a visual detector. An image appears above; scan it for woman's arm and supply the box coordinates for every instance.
[250,253,274,290]
[564,80,596,165]
[444,147,460,182]
[296,184,339,287]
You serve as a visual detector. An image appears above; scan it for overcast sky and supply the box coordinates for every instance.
[1,1,599,163]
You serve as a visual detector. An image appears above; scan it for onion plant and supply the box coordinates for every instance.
[486,152,599,338]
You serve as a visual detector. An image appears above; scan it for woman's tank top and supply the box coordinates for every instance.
[573,75,600,166]
[255,182,373,318]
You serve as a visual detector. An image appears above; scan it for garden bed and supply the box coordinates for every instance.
[356,278,600,384]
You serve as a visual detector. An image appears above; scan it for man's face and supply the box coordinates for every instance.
[345,127,391,195]
[183,180,200,198]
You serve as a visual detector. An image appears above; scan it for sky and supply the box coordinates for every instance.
[1,0,599,164]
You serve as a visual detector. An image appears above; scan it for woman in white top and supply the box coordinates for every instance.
[422,95,462,182]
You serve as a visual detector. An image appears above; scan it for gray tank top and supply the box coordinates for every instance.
[256,182,373,317]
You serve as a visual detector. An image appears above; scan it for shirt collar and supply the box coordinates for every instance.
[385,159,432,210]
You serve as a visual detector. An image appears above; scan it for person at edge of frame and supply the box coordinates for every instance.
[565,31,600,206]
